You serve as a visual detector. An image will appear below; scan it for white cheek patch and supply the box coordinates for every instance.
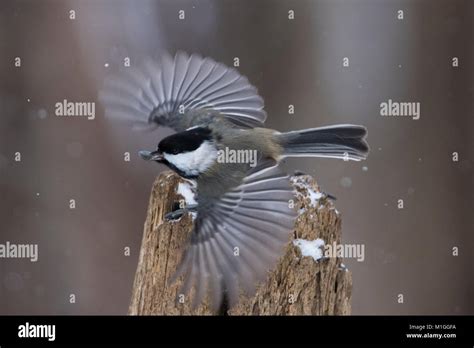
[164,141,218,176]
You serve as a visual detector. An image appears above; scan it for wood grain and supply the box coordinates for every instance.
[129,171,352,315]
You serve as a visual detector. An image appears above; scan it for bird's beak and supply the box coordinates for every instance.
[139,150,164,161]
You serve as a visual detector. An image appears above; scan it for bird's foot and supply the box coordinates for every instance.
[293,170,307,176]
[317,256,330,263]
[322,192,337,201]
[165,204,198,221]
[165,209,186,221]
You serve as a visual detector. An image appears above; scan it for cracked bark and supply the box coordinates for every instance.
[129,171,352,315]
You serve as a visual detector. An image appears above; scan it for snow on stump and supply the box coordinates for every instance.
[129,171,352,315]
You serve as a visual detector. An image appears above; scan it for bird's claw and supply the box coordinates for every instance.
[165,209,186,221]
[293,170,307,176]
[165,204,198,221]
[323,192,337,201]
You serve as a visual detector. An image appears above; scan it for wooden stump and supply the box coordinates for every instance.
[129,171,352,315]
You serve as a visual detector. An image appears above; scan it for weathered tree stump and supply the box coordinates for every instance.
[129,171,352,315]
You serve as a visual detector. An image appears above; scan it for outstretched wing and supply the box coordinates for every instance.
[173,160,296,310]
[99,51,267,131]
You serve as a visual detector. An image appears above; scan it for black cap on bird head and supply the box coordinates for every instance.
[139,126,213,160]
[139,126,216,178]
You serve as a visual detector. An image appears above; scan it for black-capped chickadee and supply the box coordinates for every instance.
[99,51,368,310]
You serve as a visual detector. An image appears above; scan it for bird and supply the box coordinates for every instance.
[99,51,369,311]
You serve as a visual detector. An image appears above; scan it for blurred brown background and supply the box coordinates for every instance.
[0,0,472,314]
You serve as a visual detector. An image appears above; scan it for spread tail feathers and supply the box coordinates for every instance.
[278,124,369,161]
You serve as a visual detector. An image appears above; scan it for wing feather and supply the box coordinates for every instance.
[99,51,266,132]
[172,160,296,310]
